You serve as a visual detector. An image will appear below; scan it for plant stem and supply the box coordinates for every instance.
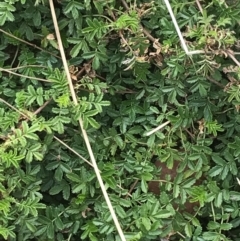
[49,0,127,240]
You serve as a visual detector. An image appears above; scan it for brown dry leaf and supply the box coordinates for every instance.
[82,207,91,218]
[138,2,154,17]
[148,39,163,66]
[222,65,238,73]
[213,49,228,58]
[154,55,163,66]
[235,40,240,49]
[237,177,240,186]
[144,39,150,54]
[84,63,92,74]
[235,105,240,112]
[46,33,55,40]
[153,39,161,54]
[198,119,205,134]
[227,74,238,83]
[88,70,96,78]
[149,52,163,66]
[69,65,79,81]
[136,56,147,63]
[70,74,77,81]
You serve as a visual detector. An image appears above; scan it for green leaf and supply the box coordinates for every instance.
[173,184,180,198]
[33,11,41,26]
[92,56,100,70]
[0,199,11,216]
[88,117,100,129]
[214,192,223,207]
[25,220,37,232]
[119,198,131,208]
[136,89,145,100]
[141,217,151,231]
[229,191,240,201]
[82,18,107,40]
[55,217,64,230]
[160,192,169,204]
[63,184,70,200]
[54,166,63,181]
[114,135,124,149]
[46,161,59,170]
[47,222,54,239]
[82,51,95,59]
[208,166,223,177]
[141,179,148,193]
[114,11,139,32]
[16,198,45,217]
[154,210,172,218]
[147,134,155,147]
[115,205,126,219]
[84,110,99,120]
[64,1,84,19]
[220,223,232,230]
[89,233,98,241]
[191,217,201,227]
[150,106,160,114]
[207,221,220,230]
[66,172,80,182]
[185,223,192,237]
[203,232,220,240]
[28,85,36,95]
[0,227,15,239]
[21,121,29,133]
[141,172,153,181]
[212,155,226,166]
[60,163,71,173]
[49,185,62,195]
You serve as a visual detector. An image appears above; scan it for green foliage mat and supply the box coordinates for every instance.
[0,0,240,240]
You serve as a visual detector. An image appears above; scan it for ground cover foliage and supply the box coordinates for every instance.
[0,0,240,240]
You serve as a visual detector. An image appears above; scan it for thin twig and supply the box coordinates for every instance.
[227,50,240,67]
[0,96,94,168]
[119,30,134,53]
[125,179,138,198]
[0,28,60,59]
[75,59,93,78]
[195,0,203,15]
[56,135,134,198]
[33,99,52,115]
[145,120,170,136]
[120,0,156,43]
[177,231,186,239]
[0,67,51,82]
[142,28,156,43]
[0,98,29,118]
[163,0,204,55]
[121,0,240,60]
[0,96,134,200]
[120,0,129,10]
[5,65,48,71]
[120,0,203,55]
[0,98,52,130]
[53,136,94,167]
[10,46,19,67]
[184,128,195,140]
[48,1,126,240]
[53,136,134,198]
[206,75,225,88]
